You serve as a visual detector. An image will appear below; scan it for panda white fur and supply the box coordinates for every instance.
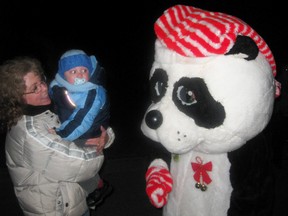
[141,5,280,216]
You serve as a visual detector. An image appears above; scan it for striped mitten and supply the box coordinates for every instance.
[145,159,173,208]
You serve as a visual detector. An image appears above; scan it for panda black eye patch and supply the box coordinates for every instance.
[173,77,225,129]
[150,68,168,103]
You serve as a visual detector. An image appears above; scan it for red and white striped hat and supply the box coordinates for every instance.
[154,5,281,97]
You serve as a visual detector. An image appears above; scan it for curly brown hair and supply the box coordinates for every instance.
[0,57,45,132]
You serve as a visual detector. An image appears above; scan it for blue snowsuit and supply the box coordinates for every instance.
[49,66,110,142]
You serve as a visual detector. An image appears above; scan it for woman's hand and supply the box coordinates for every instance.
[48,128,57,134]
[85,126,108,152]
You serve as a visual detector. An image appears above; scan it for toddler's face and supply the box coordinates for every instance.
[64,66,89,85]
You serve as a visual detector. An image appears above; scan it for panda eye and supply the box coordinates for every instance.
[177,86,197,105]
[154,81,166,97]
[150,68,168,103]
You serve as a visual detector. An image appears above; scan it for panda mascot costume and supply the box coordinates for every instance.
[141,4,281,216]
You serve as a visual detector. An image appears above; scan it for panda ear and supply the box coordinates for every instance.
[225,35,259,61]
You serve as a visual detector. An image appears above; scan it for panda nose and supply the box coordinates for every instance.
[145,110,163,129]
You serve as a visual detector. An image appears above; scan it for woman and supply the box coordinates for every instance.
[0,56,115,216]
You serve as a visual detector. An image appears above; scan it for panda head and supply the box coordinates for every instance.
[141,5,280,155]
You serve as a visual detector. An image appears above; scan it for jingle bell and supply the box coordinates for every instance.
[195,182,201,189]
[200,184,207,191]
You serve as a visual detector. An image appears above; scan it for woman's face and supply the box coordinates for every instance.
[23,72,51,106]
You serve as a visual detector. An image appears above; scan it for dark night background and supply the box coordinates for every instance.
[0,0,288,215]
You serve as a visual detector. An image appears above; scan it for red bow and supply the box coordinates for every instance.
[191,157,212,184]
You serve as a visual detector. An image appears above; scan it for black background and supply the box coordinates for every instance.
[1,0,288,176]
[0,1,288,215]
[1,0,288,180]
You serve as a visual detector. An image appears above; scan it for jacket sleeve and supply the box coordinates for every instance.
[56,86,107,140]
[6,115,115,183]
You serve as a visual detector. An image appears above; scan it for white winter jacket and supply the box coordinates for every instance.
[5,110,114,216]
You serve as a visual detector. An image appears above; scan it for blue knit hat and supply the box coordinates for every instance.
[57,49,97,79]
